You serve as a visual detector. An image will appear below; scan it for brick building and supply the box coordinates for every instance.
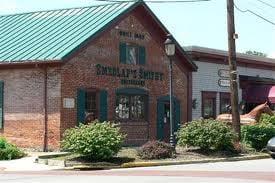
[0,1,197,150]
[186,46,275,120]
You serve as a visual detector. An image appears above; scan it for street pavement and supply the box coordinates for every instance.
[0,154,274,183]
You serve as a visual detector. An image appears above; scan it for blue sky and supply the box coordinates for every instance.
[0,0,274,57]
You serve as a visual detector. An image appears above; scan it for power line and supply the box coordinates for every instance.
[255,0,275,9]
[95,0,211,3]
[234,3,275,26]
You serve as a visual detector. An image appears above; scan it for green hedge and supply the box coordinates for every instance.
[259,114,275,126]
[177,119,237,151]
[241,124,275,150]
[61,121,125,160]
[0,137,25,160]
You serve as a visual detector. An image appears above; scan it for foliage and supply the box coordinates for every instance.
[138,141,174,159]
[0,137,25,160]
[177,119,237,151]
[241,124,275,150]
[61,121,125,160]
[245,50,267,57]
[259,114,275,126]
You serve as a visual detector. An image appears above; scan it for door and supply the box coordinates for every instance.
[157,96,180,142]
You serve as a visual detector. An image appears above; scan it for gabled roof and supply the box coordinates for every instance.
[0,2,136,62]
[0,1,197,71]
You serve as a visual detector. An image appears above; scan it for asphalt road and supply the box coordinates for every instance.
[0,158,274,183]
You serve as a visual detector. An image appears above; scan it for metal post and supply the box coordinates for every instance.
[169,59,174,147]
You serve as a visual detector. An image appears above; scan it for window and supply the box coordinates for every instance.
[202,91,216,119]
[85,91,97,121]
[220,92,230,114]
[115,94,146,120]
[119,42,146,65]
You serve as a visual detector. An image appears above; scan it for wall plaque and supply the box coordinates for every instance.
[63,98,75,109]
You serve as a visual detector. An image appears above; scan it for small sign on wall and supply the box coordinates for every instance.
[63,98,75,109]
[218,79,230,87]
[218,69,230,78]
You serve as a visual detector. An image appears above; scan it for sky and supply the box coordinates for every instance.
[0,0,274,58]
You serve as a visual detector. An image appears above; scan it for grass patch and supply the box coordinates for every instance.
[50,146,266,167]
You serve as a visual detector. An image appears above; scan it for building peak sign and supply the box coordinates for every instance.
[95,64,164,86]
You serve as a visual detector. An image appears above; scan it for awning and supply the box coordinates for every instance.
[268,86,275,103]
[243,85,275,103]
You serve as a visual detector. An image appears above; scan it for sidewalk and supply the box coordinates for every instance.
[0,152,64,171]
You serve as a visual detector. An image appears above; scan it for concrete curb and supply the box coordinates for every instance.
[35,153,271,170]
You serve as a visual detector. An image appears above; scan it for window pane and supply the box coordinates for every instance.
[126,46,138,64]
[131,95,145,119]
[203,98,215,118]
[85,91,97,120]
[116,95,130,119]
[220,98,230,113]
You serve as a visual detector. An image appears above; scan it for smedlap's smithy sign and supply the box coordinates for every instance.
[96,64,164,86]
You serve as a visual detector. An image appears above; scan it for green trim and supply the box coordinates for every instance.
[116,87,148,95]
[99,90,108,122]
[156,95,180,141]
[77,88,86,125]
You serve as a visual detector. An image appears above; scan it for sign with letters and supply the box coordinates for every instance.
[218,79,230,87]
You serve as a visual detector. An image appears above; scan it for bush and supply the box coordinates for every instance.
[259,114,275,126]
[241,124,275,150]
[0,137,25,160]
[61,121,125,160]
[138,141,174,159]
[177,119,237,151]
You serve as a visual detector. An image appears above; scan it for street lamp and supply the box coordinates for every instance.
[164,34,176,148]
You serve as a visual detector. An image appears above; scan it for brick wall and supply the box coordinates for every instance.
[60,11,190,145]
[0,67,61,150]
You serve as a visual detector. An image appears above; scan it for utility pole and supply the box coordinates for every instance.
[227,0,241,141]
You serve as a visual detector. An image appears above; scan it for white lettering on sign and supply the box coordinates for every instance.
[218,69,230,78]
[218,79,230,87]
[63,98,75,109]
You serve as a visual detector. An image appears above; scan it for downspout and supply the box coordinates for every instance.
[43,66,48,152]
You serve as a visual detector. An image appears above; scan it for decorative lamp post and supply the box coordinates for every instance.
[164,34,176,147]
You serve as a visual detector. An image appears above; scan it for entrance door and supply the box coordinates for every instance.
[157,96,180,142]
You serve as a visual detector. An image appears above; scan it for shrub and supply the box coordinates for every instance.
[259,114,275,126]
[138,141,174,159]
[241,124,275,150]
[61,121,125,160]
[177,119,237,151]
[0,137,25,160]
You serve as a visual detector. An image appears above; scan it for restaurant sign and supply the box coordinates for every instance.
[96,64,164,86]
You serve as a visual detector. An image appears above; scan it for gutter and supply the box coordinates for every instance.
[43,66,48,152]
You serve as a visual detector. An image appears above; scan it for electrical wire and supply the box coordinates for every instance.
[95,0,211,3]
[234,3,275,26]
[255,0,275,9]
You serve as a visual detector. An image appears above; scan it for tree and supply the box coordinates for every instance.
[245,50,267,57]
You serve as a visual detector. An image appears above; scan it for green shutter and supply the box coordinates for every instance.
[77,88,86,125]
[174,100,181,133]
[139,46,146,65]
[0,81,3,129]
[99,90,108,122]
[157,100,164,140]
[119,42,127,64]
